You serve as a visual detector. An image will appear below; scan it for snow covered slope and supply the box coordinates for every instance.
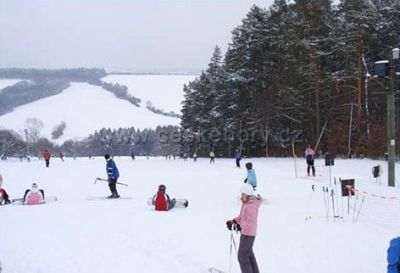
[0,157,398,273]
[0,79,21,93]
[0,82,180,143]
[102,74,196,113]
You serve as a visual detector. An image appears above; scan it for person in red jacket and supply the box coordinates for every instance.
[152,184,176,211]
[42,150,51,167]
[0,174,11,205]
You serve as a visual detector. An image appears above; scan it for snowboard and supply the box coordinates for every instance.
[11,195,58,205]
[147,197,188,208]
[86,196,133,201]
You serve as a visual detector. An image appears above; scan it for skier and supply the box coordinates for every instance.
[226,184,262,273]
[23,183,45,205]
[235,150,242,168]
[244,162,257,190]
[387,237,400,273]
[210,151,215,163]
[42,149,51,167]
[305,144,316,176]
[0,174,11,205]
[104,154,120,198]
[58,152,64,162]
[152,184,176,211]
[193,152,197,162]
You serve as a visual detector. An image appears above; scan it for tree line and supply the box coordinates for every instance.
[181,0,400,158]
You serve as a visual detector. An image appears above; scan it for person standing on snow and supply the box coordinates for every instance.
[0,174,11,205]
[210,151,215,163]
[244,162,257,190]
[235,150,242,168]
[226,184,262,273]
[42,149,51,168]
[104,154,120,198]
[193,152,197,162]
[387,237,400,273]
[152,184,176,211]
[305,144,316,176]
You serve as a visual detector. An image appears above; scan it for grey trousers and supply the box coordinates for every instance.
[238,235,260,273]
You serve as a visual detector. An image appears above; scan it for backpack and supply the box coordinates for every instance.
[26,192,43,205]
[155,192,168,211]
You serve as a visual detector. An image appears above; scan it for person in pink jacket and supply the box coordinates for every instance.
[226,184,262,273]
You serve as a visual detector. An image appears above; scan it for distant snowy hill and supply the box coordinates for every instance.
[0,79,21,93]
[0,81,183,143]
[102,74,196,114]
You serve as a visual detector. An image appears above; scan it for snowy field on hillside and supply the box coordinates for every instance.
[0,82,180,143]
[102,74,196,113]
[1,157,399,273]
[0,79,20,93]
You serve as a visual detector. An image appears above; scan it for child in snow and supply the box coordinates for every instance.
[226,184,262,273]
[152,184,176,211]
[42,149,51,167]
[387,237,400,273]
[23,183,45,205]
[305,144,316,176]
[0,174,11,205]
[244,162,257,190]
[210,151,215,163]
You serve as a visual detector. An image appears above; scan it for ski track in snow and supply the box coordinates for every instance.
[0,157,399,273]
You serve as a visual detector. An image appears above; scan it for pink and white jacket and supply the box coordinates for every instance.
[234,196,262,236]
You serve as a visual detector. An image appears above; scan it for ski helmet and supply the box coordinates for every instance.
[245,162,253,170]
[158,184,166,192]
[104,154,110,160]
[240,184,254,196]
[31,183,38,189]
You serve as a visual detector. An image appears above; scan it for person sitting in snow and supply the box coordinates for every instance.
[152,184,176,211]
[244,162,257,190]
[23,183,45,205]
[0,174,11,205]
[387,237,400,273]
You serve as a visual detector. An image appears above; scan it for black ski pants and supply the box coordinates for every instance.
[45,160,50,167]
[108,178,118,194]
[238,235,259,273]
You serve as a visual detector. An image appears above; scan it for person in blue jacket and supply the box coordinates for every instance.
[104,154,120,198]
[235,150,242,168]
[244,162,257,190]
[388,237,400,273]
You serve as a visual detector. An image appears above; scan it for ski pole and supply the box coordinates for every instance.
[353,193,358,223]
[355,196,365,223]
[306,185,315,220]
[95,177,128,186]
[330,189,336,221]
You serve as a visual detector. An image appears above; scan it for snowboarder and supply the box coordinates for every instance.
[226,184,262,273]
[23,183,45,205]
[0,174,11,205]
[152,184,176,211]
[104,154,120,198]
[305,144,316,176]
[235,150,242,168]
[193,152,197,162]
[42,149,51,167]
[210,151,215,163]
[387,237,400,273]
[244,162,257,190]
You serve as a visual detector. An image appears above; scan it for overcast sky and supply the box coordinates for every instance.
[0,0,275,72]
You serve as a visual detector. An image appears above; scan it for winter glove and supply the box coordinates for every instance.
[244,178,248,183]
[226,220,233,230]
[233,223,241,232]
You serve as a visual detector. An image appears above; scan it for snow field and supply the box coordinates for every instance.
[102,74,196,113]
[0,82,180,143]
[0,157,399,273]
